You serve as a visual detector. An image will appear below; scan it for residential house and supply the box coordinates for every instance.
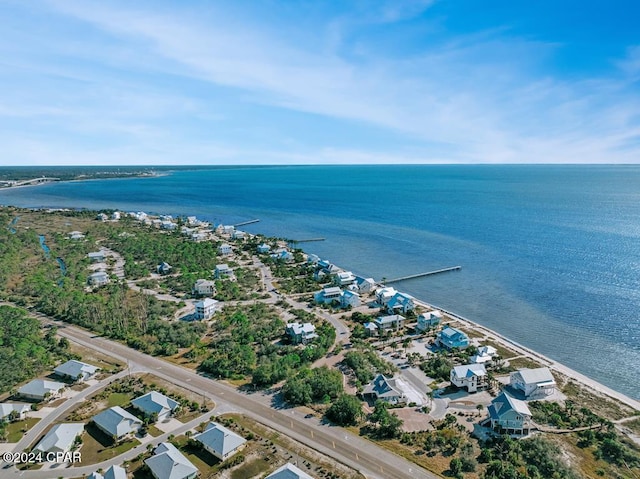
[92,406,142,440]
[471,345,498,365]
[0,403,30,421]
[375,287,397,306]
[334,271,356,286]
[286,322,318,344]
[272,249,294,262]
[218,243,232,255]
[363,322,379,337]
[87,251,105,262]
[190,231,208,242]
[214,264,233,279]
[193,279,216,296]
[161,221,177,231]
[34,423,84,454]
[96,213,108,221]
[194,422,247,461]
[373,314,405,332]
[314,286,342,305]
[257,243,271,254]
[232,230,246,240]
[18,379,65,402]
[436,327,470,350]
[363,374,407,405]
[266,463,315,479]
[111,212,121,221]
[186,216,199,226]
[87,465,127,479]
[131,391,180,422]
[219,225,235,236]
[54,360,100,382]
[88,271,109,287]
[355,276,376,294]
[510,368,556,399]
[450,364,487,393]
[68,231,85,240]
[386,292,415,314]
[145,442,198,479]
[487,392,533,436]
[195,298,218,320]
[306,254,320,264]
[157,262,172,275]
[340,290,361,308]
[416,310,442,332]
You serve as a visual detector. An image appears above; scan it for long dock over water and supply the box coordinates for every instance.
[384,265,461,284]
[233,219,260,227]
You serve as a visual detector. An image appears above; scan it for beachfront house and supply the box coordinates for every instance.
[87,251,105,262]
[218,243,232,255]
[487,391,533,436]
[18,379,65,402]
[510,367,556,399]
[161,221,177,231]
[334,271,357,286]
[374,314,405,332]
[33,423,84,454]
[145,442,198,479]
[54,360,100,382]
[0,403,30,422]
[375,287,397,306]
[436,326,470,350]
[386,292,416,314]
[450,364,488,393]
[286,322,318,344]
[131,391,180,422]
[214,263,234,279]
[340,290,361,308]
[355,276,376,294]
[96,213,108,222]
[266,463,315,479]
[232,230,246,240]
[193,279,216,296]
[471,345,498,365]
[416,310,443,332]
[194,422,247,461]
[88,271,109,287]
[363,374,407,405]
[88,465,127,479]
[195,298,218,320]
[272,249,294,262]
[92,406,142,440]
[314,286,342,305]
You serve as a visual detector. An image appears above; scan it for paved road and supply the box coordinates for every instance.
[15,318,438,479]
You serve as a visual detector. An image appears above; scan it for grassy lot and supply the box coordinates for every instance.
[146,425,163,437]
[230,457,271,479]
[563,381,636,421]
[7,417,40,442]
[81,423,139,465]
[107,392,131,407]
[507,356,545,370]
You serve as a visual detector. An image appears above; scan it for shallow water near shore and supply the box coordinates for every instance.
[1,164,639,400]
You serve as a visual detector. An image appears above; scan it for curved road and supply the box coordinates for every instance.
[8,316,437,479]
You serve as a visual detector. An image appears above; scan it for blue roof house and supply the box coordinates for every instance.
[436,327,470,350]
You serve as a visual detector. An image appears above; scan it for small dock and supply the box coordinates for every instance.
[385,266,461,284]
[233,219,260,227]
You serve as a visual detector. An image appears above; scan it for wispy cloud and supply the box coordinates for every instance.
[0,0,638,164]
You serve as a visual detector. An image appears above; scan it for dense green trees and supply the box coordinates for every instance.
[0,306,74,393]
[326,394,363,426]
[282,367,343,406]
[367,401,403,439]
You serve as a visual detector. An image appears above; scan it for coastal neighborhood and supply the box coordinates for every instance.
[0,205,638,479]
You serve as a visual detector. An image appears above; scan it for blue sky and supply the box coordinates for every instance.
[1,0,639,165]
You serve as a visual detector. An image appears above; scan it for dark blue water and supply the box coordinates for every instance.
[38,235,51,258]
[2,165,639,400]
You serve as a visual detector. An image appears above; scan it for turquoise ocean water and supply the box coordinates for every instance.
[1,165,638,400]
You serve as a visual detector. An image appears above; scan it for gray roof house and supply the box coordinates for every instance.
[87,465,128,479]
[34,423,84,454]
[92,406,142,439]
[266,463,315,479]
[450,364,487,393]
[0,403,31,421]
[362,374,407,405]
[88,271,110,287]
[194,422,247,461]
[145,442,198,479]
[131,391,180,421]
[54,360,100,382]
[18,379,65,401]
[487,392,533,436]
[510,367,556,399]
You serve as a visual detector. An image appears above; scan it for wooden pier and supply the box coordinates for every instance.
[384,266,461,284]
[233,219,260,227]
